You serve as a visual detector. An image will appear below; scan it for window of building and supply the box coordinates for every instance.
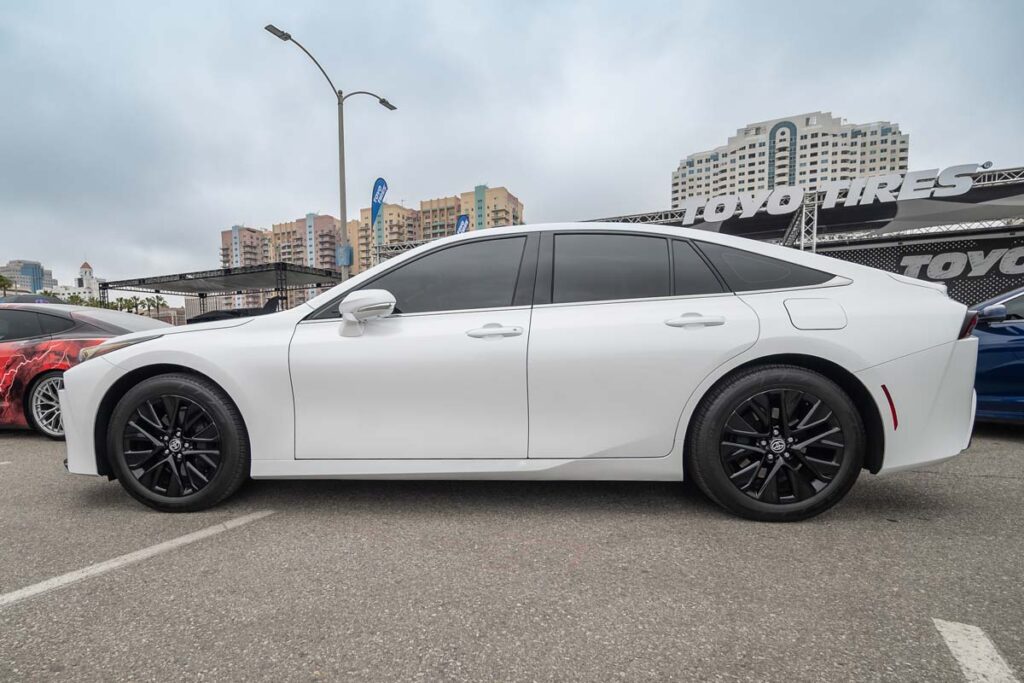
[695,243,834,292]
[552,234,670,304]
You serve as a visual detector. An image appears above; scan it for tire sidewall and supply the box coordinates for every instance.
[691,366,865,521]
[107,375,247,511]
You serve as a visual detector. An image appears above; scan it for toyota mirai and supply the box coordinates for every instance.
[61,223,978,521]
[0,304,167,438]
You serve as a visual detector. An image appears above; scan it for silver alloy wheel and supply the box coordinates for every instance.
[30,375,65,438]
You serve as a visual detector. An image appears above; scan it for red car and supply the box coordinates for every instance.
[0,304,168,438]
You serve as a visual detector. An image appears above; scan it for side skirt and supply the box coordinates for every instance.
[251,456,682,481]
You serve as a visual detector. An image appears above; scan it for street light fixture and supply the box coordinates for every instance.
[263,23,397,281]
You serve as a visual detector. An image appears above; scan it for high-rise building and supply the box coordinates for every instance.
[419,195,462,242]
[671,112,910,207]
[459,185,524,231]
[348,185,525,274]
[353,204,420,275]
[0,260,58,293]
[219,225,273,309]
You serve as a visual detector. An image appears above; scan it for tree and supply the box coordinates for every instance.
[0,275,11,296]
[128,296,143,313]
[114,297,129,311]
[67,293,85,306]
[153,295,168,317]
[144,297,155,315]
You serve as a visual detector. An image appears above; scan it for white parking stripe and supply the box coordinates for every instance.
[934,618,1020,683]
[0,461,11,465]
[0,510,275,610]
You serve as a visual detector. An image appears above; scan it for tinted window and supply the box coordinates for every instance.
[0,311,44,341]
[696,242,834,291]
[364,237,526,314]
[673,241,724,296]
[552,234,670,304]
[38,313,76,335]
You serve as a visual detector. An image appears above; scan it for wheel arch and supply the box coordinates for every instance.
[91,364,245,479]
[684,353,885,474]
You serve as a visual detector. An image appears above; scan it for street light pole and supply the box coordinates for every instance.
[264,24,396,281]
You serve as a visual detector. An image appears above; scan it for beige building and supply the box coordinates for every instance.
[419,196,462,241]
[353,204,420,275]
[671,111,910,206]
[349,185,525,274]
[459,185,524,231]
[219,214,343,309]
[219,226,273,309]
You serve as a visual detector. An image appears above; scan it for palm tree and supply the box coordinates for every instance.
[0,275,11,296]
[153,295,168,317]
[114,297,129,311]
[128,296,143,314]
[67,293,85,306]
[144,297,155,315]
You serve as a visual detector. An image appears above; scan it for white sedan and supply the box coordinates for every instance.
[61,223,979,521]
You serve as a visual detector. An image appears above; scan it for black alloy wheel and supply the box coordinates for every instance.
[108,373,249,512]
[719,388,845,504]
[121,395,222,497]
[686,364,865,522]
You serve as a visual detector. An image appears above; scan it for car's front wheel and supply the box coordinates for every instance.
[107,373,250,512]
[686,364,865,522]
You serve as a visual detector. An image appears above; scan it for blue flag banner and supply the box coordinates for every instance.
[456,214,470,234]
[371,178,388,246]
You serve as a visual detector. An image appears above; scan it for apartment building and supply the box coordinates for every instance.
[671,112,910,207]
[219,225,273,309]
[459,185,524,231]
[353,204,420,275]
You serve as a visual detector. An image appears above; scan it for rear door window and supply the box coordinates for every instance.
[551,233,670,304]
[0,310,44,341]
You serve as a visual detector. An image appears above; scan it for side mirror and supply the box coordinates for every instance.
[337,289,396,337]
[977,304,1007,326]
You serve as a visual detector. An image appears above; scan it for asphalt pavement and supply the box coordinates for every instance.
[1,426,1022,682]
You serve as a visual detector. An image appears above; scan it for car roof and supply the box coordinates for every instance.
[0,303,90,317]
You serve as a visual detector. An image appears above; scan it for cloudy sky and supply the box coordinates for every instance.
[2,0,1022,285]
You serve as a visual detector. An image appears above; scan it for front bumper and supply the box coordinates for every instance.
[60,357,126,477]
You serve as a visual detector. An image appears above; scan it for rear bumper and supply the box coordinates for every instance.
[857,338,978,474]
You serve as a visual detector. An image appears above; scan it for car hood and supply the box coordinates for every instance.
[104,317,254,344]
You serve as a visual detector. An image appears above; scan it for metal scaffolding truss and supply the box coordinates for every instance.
[373,239,430,266]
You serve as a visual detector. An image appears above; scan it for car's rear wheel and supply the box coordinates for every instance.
[27,371,65,440]
[107,373,249,512]
[686,364,865,522]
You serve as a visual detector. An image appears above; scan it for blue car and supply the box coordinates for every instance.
[972,286,1024,422]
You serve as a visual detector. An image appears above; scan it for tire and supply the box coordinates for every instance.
[27,371,66,440]
[686,364,865,522]
[106,373,250,512]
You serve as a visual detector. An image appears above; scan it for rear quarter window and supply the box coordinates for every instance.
[695,242,834,292]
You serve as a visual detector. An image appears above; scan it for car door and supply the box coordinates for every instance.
[527,233,759,459]
[289,234,536,459]
[975,292,1024,418]
[0,310,47,427]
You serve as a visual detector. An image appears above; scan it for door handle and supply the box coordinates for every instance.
[665,312,726,328]
[466,323,524,339]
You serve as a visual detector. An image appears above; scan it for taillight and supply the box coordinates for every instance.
[959,310,979,339]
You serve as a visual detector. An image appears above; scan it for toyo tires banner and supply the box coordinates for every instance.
[819,230,1024,305]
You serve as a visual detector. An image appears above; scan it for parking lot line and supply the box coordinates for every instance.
[0,510,275,610]
[933,618,1019,683]
[0,461,11,465]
